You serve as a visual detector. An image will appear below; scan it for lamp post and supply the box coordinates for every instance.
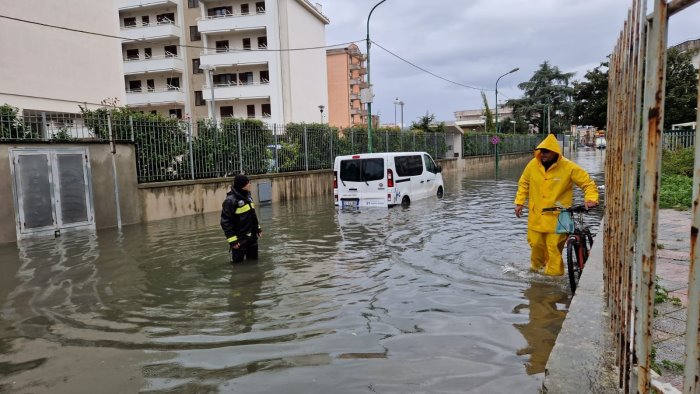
[366,0,388,153]
[399,100,404,130]
[494,67,519,134]
[393,97,399,128]
[318,105,325,124]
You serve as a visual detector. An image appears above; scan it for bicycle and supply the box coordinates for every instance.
[541,204,595,294]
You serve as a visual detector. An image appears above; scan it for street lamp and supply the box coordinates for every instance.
[510,120,516,134]
[399,100,404,130]
[366,0,388,153]
[318,105,325,124]
[495,67,519,134]
[200,64,217,124]
[393,97,399,128]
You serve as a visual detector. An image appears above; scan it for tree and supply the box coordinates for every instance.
[664,47,698,130]
[573,61,609,129]
[480,91,494,132]
[507,61,575,134]
[410,112,445,133]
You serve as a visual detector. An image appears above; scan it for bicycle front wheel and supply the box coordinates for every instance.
[566,237,582,294]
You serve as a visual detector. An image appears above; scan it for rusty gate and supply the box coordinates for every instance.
[605,0,700,392]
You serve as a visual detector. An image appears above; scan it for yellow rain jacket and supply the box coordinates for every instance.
[514,134,598,233]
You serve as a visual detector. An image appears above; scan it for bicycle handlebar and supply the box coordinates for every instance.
[541,204,591,213]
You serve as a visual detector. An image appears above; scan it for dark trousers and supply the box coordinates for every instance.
[231,239,259,263]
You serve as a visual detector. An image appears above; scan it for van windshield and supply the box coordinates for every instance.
[340,158,384,182]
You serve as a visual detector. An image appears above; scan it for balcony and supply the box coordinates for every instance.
[200,48,272,68]
[126,88,185,106]
[123,55,184,75]
[349,93,359,100]
[350,108,368,116]
[120,21,181,42]
[204,82,271,101]
[197,12,269,34]
[117,0,177,12]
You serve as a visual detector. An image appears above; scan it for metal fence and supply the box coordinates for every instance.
[663,129,696,150]
[605,0,700,392]
[1,111,449,183]
[462,133,542,156]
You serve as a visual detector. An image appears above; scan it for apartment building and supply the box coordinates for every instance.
[326,44,368,128]
[0,0,124,114]
[454,105,514,132]
[117,0,329,124]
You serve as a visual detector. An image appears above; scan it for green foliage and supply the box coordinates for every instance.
[573,61,609,129]
[665,48,699,130]
[0,104,34,139]
[662,147,694,177]
[480,92,495,133]
[659,174,693,210]
[51,126,76,142]
[463,133,540,156]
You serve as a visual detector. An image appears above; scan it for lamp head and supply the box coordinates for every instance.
[509,67,520,74]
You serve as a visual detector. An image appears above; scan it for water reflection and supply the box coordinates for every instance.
[0,149,605,392]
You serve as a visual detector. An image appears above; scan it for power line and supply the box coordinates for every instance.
[371,40,492,91]
[0,14,362,53]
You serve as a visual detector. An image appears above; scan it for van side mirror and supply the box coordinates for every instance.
[437,165,442,173]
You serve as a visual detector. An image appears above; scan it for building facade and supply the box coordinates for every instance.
[454,105,514,132]
[0,0,125,114]
[326,44,368,128]
[117,0,329,124]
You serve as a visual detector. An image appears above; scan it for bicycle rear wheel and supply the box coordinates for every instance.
[566,237,582,294]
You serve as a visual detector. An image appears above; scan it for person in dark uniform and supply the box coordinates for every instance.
[221,174,262,263]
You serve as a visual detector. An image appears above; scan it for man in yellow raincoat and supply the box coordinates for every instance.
[514,134,599,276]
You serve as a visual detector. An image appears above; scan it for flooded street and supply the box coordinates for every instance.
[0,149,605,393]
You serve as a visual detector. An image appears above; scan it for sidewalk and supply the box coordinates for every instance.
[653,209,693,390]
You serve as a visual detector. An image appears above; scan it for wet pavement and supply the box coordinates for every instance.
[0,149,606,393]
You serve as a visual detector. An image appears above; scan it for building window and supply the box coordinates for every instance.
[144,48,152,58]
[259,70,269,83]
[189,26,201,42]
[242,38,251,50]
[188,0,199,8]
[157,13,175,24]
[146,79,155,91]
[257,36,267,49]
[220,106,234,117]
[247,104,256,118]
[195,91,205,106]
[241,3,250,14]
[214,73,236,85]
[238,72,253,84]
[141,16,150,25]
[166,77,180,90]
[123,17,136,27]
[128,80,142,92]
[256,2,266,13]
[151,110,158,115]
[216,40,229,53]
[261,103,271,117]
[125,49,139,60]
[169,108,182,119]
[192,58,202,74]
[208,6,233,17]
[164,45,177,57]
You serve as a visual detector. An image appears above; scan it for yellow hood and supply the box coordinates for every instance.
[534,134,562,160]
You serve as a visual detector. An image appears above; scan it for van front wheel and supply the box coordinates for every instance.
[401,196,410,207]
[437,186,444,198]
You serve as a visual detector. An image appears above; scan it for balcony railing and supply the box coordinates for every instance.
[117,0,177,11]
[203,81,271,101]
[199,48,272,68]
[122,55,184,75]
[197,12,268,34]
[120,21,181,42]
[125,87,185,106]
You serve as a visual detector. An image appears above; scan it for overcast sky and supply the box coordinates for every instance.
[319,0,700,126]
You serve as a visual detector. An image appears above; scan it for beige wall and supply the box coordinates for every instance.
[327,52,350,127]
[0,0,125,113]
[0,143,142,244]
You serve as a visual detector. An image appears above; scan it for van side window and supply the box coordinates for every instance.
[424,154,438,174]
[394,155,423,177]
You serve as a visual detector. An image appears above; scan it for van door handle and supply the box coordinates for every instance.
[420,181,424,183]
[349,188,357,191]
[427,180,431,182]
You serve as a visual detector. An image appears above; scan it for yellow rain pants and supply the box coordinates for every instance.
[527,229,567,276]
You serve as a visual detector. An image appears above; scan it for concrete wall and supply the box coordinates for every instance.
[0,0,125,112]
[0,143,142,244]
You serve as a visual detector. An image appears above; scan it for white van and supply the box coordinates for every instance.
[333,152,444,208]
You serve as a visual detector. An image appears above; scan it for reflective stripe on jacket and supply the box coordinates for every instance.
[221,188,260,242]
[514,134,599,233]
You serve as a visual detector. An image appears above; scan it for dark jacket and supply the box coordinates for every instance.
[221,188,260,244]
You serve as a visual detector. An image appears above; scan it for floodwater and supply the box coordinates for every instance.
[0,149,605,393]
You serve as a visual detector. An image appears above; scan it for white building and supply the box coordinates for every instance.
[0,0,125,114]
[117,0,329,124]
